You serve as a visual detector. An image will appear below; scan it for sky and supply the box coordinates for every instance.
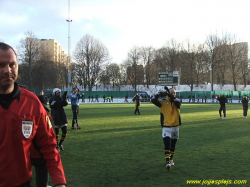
[1,0,250,64]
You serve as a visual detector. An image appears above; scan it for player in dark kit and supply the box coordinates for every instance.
[132,92,141,115]
[217,95,227,119]
[49,88,68,151]
[241,95,249,118]
[31,90,53,187]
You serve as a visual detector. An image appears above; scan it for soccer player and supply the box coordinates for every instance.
[0,42,66,186]
[217,94,227,119]
[70,86,83,129]
[132,92,141,115]
[49,88,68,151]
[31,90,52,187]
[242,95,249,118]
[151,87,181,171]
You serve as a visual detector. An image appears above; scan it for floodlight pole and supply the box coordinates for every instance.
[66,0,72,92]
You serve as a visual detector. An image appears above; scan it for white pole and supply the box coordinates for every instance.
[66,0,72,93]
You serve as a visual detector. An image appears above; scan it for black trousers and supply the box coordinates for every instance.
[55,126,67,145]
[31,158,48,187]
[219,106,226,117]
[72,105,79,127]
[243,106,248,116]
[134,106,140,114]
[72,105,79,119]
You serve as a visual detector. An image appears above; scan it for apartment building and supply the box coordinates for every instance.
[40,39,68,65]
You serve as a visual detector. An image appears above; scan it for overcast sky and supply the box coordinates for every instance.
[1,0,249,63]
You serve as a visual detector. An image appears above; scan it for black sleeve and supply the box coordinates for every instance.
[49,96,68,108]
[49,97,59,108]
[61,100,68,107]
[166,93,181,109]
[151,94,161,108]
[132,96,135,102]
[62,91,67,101]
[173,98,181,109]
[38,95,47,106]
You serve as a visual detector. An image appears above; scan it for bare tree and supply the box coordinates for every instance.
[98,63,121,90]
[206,32,248,91]
[99,68,110,89]
[17,31,66,90]
[73,34,109,91]
[154,39,180,72]
[152,39,181,88]
[180,40,199,90]
[154,47,168,71]
[205,33,224,91]
[195,45,211,84]
[17,31,40,89]
[140,46,155,88]
[119,62,130,85]
[126,46,144,91]
[222,34,248,90]
[106,63,121,89]
[163,39,181,71]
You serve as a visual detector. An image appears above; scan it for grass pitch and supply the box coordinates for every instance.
[36,102,250,187]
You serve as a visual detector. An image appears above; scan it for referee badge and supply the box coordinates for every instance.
[22,121,33,138]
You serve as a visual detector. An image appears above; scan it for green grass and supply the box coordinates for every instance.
[34,103,250,187]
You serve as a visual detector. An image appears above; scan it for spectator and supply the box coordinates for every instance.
[107,96,111,102]
[95,95,99,102]
[229,94,232,103]
[124,95,128,102]
[212,94,215,103]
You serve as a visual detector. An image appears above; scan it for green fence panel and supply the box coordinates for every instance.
[82,91,148,98]
[176,91,250,99]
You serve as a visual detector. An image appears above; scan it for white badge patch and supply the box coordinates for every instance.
[22,121,33,138]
